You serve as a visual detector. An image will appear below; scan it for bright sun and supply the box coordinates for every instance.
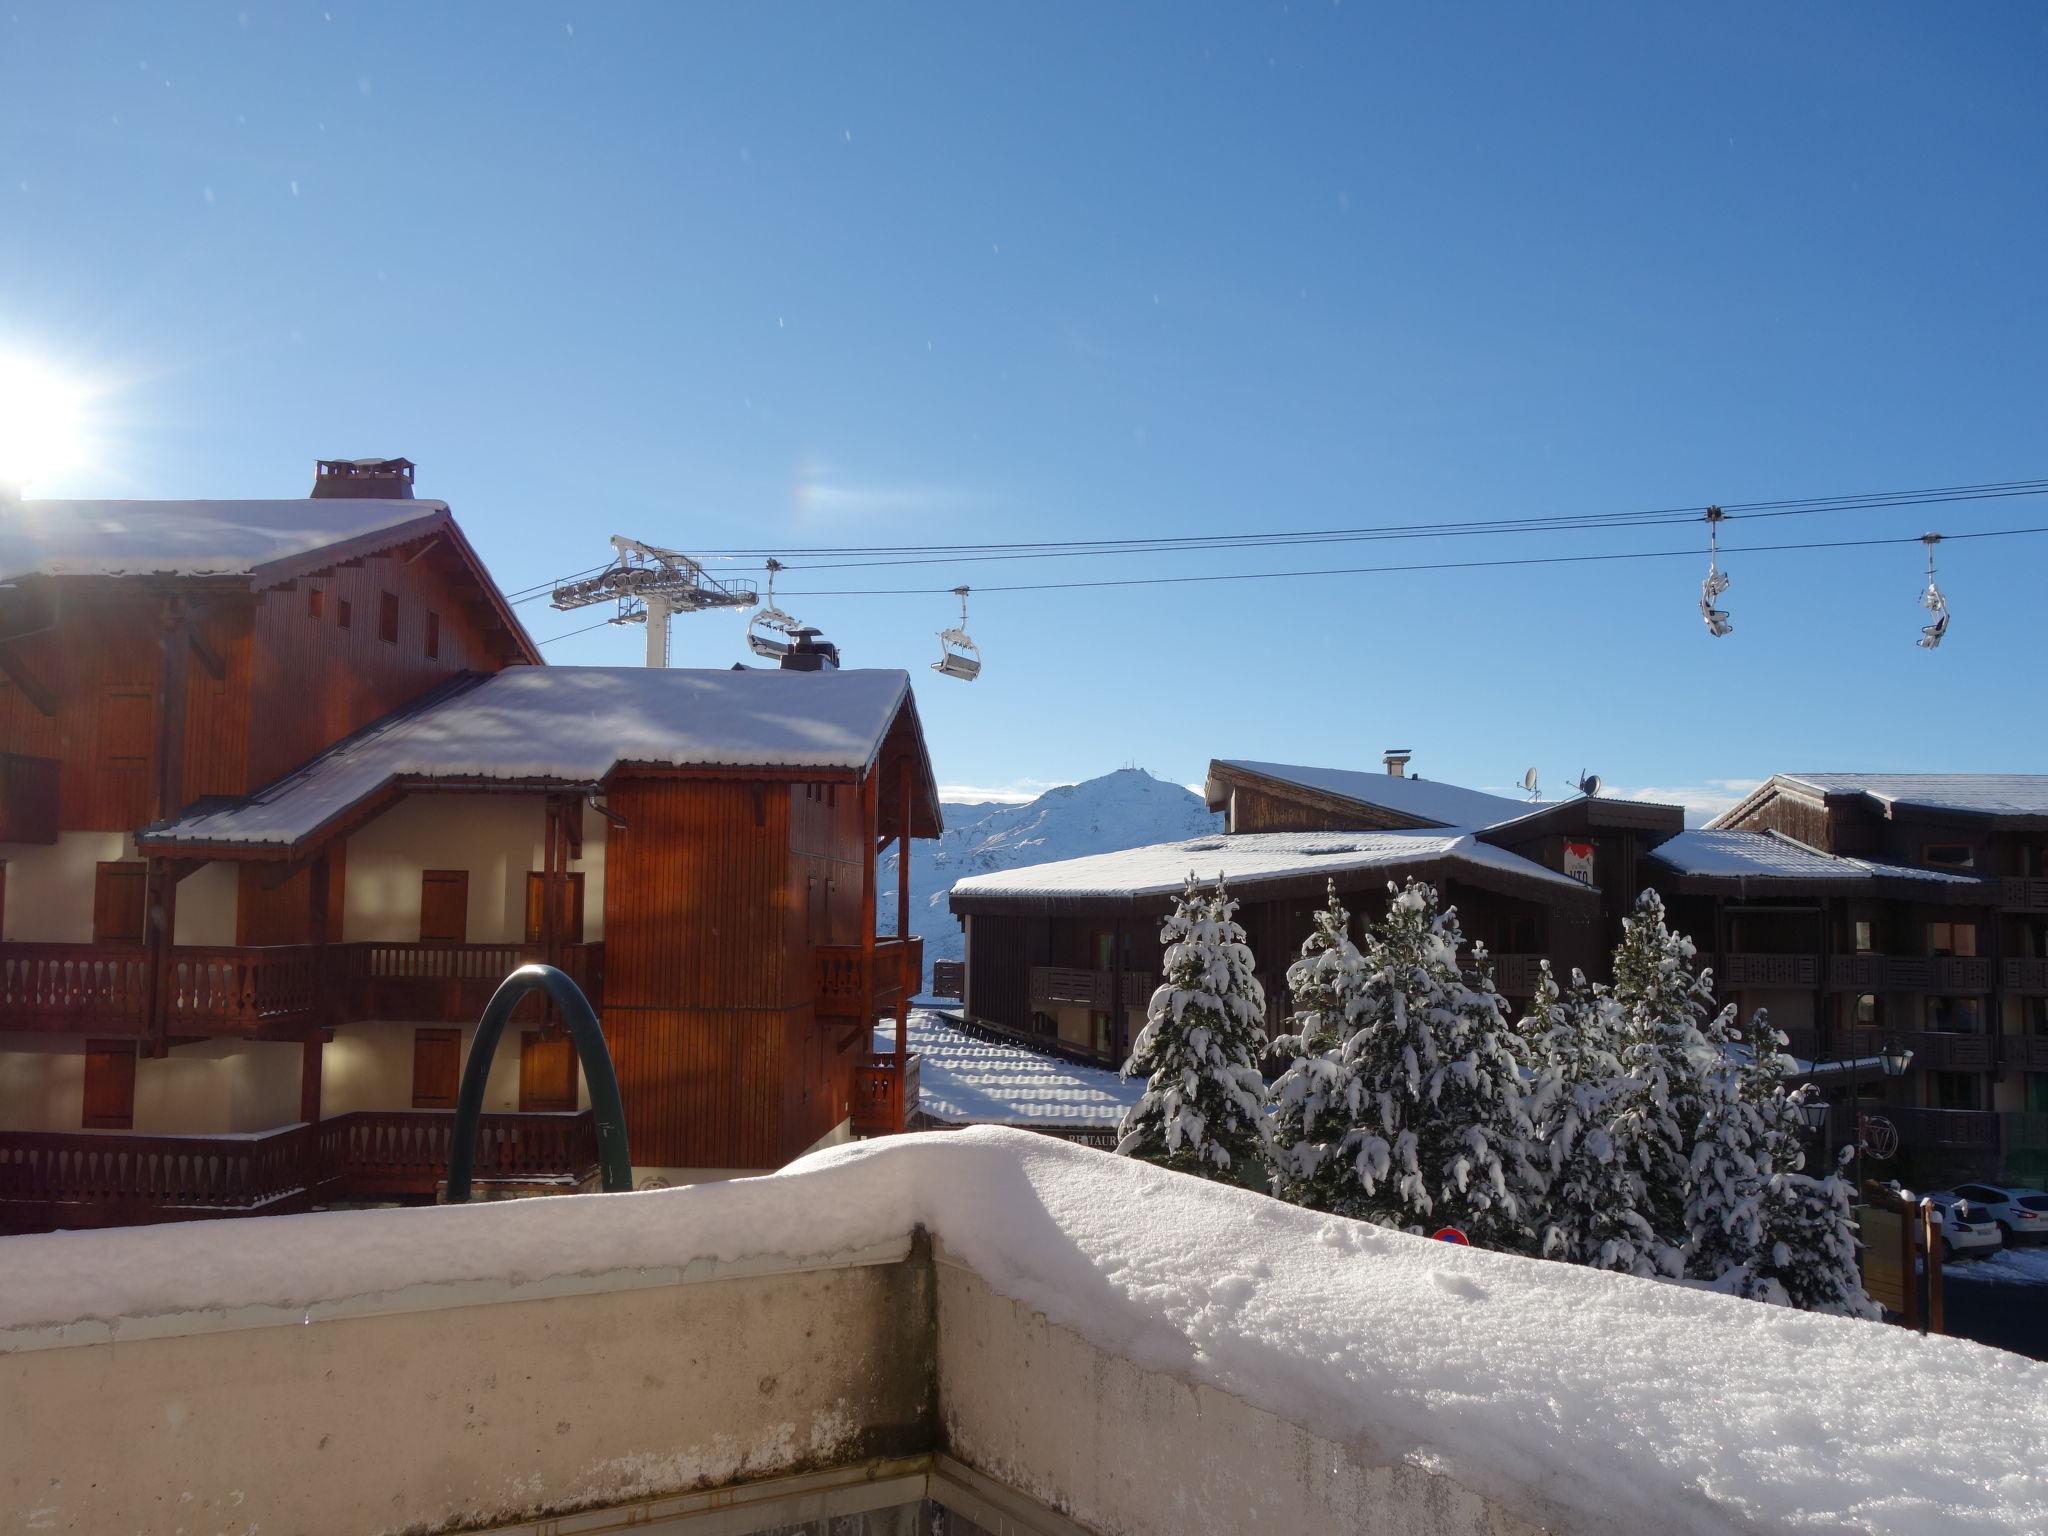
[0,352,89,490]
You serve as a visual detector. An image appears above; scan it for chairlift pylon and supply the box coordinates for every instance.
[747,559,808,660]
[932,585,982,681]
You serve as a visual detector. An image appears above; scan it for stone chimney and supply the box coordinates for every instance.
[311,458,416,499]
[1383,748,1412,778]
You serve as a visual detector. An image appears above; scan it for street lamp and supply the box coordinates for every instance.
[1798,1093,1832,1134]
[1880,1038,1914,1078]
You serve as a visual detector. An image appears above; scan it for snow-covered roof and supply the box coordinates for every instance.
[949,828,1589,907]
[1214,758,1541,830]
[1649,829,1987,888]
[1774,772,2048,820]
[143,666,916,850]
[2,1128,2041,1534]
[877,1011,1141,1131]
[0,499,446,582]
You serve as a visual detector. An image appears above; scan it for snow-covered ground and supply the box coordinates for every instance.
[876,1009,1140,1131]
[1946,1246,2048,1286]
[881,767,1218,984]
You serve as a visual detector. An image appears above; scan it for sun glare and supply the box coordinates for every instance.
[0,352,90,490]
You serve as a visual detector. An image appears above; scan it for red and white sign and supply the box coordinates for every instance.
[1563,840,1595,886]
[1432,1227,1469,1245]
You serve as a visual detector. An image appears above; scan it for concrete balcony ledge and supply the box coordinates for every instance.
[3,1129,2045,1535]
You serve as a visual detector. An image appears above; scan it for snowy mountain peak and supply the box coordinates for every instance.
[882,768,1220,979]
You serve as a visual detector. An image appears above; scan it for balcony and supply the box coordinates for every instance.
[2004,1112,2048,1153]
[2003,958,2048,995]
[0,940,605,1037]
[815,936,924,1021]
[1025,965,1156,1012]
[0,1109,600,1233]
[1883,1106,2002,1151]
[850,1050,921,1137]
[2,1128,2032,1536]
[1716,952,1820,988]
[1836,1027,1997,1072]
[2001,877,2048,911]
[1825,954,1993,993]
[2008,1035,2048,1071]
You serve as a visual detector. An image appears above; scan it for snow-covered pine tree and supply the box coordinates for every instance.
[1269,883,1366,1208]
[1116,875,1271,1185]
[1683,1032,1763,1286]
[1740,1012,1879,1316]
[1524,963,1658,1275]
[1291,879,1541,1250]
[1605,888,1722,1277]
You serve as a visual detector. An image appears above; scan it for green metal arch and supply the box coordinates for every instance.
[446,963,633,1201]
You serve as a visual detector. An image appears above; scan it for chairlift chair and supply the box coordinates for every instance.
[747,559,807,660]
[1916,534,1949,650]
[933,585,982,681]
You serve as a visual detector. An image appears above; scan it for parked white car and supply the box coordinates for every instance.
[1925,1191,2005,1260]
[1948,1183,2048,1246]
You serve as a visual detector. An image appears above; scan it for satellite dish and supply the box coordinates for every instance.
[1521,767,1541,799]
[1575,771,1603,799]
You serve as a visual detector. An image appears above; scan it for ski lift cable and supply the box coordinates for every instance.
[766,521,2048,598]
[682,477,2048,559]
[508,480,2048,599]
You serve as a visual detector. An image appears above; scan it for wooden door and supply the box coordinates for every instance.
[411,1028,462,1109]
[419,870,469,945]
[519,1030,578,1112]
[82,1040,137,1129]
[92,863,147,944]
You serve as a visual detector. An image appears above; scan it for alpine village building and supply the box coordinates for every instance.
[947,755,2048,1188]
[0,461,939,1232]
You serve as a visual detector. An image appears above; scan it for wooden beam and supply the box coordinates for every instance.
[187,627,226,681]
[0,642,57,718]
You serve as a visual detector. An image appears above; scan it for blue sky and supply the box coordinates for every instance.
[3,3,2044,814]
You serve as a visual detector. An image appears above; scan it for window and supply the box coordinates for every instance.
[1927,996,1983,1033]
[418,870,469,944]
[411,1029,462,1110]
[1927,921,1977,958]
[1955,1184,2002,1203]
[308,586,324,619]
[1855,993,1878,1026]
[524,871,586,944]
[1853,920,1874,953]
[424,611,441,659]
[1922,843,1974,870]
[82,1040,137,1129]
[1927,1071,1980,1111]
[519,1031,578,1112]
[92,863,147,944]
[2027,1074,2048,1114]
[378,590,399,644]
[337,598,353,630]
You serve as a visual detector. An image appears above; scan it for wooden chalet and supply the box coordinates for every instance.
[947,749,1630,1064]
[0,464,939,1231]
[1697,774,2048,1185]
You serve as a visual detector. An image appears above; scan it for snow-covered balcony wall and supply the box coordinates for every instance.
[2,1131,2043,1536]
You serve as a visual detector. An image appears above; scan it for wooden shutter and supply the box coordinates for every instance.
[523,872,586,945]
[518,1031,578,1112]
[98,686,153,774]
[82,1040,137,1129]
[378,591,399,644]
[92,863,147,944]
[419,870,469,945]
[411,1028,462,1109]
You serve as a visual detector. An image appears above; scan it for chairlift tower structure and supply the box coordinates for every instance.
[550,536,759,668]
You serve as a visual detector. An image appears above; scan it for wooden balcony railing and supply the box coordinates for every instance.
[316,1109,598,1196]
[0,1123,316,1225]
[851,1051,919,1136]
[1883,1107,2002,1151]
[0,1109,600,1232]
[1836,1027,1997,1072]
[816,937,923,1021]
[1028,966,1112,1010]
[0,943,150,1033]
[2003,959,2048,995]
[1718,953,1820,988]
[1825,955,1994,993]
[167,946,323,1035]
[2005,1112,2048,1153]
[2001,877,2048,912]
[0,940,605,1037]
[2008,1035,2048,1071]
